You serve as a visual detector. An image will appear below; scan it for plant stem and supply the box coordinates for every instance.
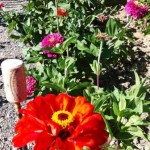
[97,40,103,88]
[55,0,60,33]
[64,49,69,77]
[124,16,132,29]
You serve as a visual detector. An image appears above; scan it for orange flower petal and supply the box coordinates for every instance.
[72,96,86,116]
[55,93,75,111]
[72,96,94,121]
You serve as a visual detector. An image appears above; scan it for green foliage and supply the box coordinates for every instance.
[1,0,149,149]
[84,72,150,149]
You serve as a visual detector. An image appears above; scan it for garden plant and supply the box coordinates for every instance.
[0,0,150,149]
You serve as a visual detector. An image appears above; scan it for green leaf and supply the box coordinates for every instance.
[134,98,143,114]
[113,102,119,116]
[115,131,134,140]
[112,87,120,101]
[76,40,89,51]
[42,46,65,54]
[63,37,76,50]
[106,19,121,36]
[119,108,133,117]
[126,115,148,126]
[101,112,114,138]
[126,146,133,150]
[26,57,41,63]
[10,34,21,40]
[144,23,150,35]
[90,60,100,75]
[41,81,66,92]
[89,43,99,56]
[26,17,30,26]
[8,20,16,33]
[104,115,114,120]
[127,126,146,139]
[70,82,91,91]
[114,40,124,49]
[58,3,70,9]
[134,71,141,85]
[32,44,41,51]
[119,94,126,111]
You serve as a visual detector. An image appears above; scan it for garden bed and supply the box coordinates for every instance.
[0,0,150,149]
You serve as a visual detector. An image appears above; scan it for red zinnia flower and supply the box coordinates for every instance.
[0,2,4,9]
[57,8,68,17]
[12,93,108,150]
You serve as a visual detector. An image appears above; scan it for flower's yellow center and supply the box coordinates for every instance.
[51,110,74,128]
[49,37,55,42]
[134,1,143,6]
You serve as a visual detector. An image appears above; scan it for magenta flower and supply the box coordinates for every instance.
[41,33,64,47]
[41,33,64,59]
[0,2,4,9]
[125,0,148,19]
[26,76,37,97]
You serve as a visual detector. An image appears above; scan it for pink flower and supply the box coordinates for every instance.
[41,33,64,59]
[26,76,37,97]
[0,2,4,9]
[125,0,148,19]
[43,50,60,59]
[42,33,64,47]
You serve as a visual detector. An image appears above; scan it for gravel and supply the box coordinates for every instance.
[0,1,26,149]
[0,1,150,150]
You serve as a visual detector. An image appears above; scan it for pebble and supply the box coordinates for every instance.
[0,1,150,150]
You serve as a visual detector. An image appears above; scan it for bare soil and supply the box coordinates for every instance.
[0,1,149,149]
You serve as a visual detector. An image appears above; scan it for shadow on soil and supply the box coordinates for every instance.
[101,49,150,92]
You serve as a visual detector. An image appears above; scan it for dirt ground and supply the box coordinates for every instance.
[0,1,150,149]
